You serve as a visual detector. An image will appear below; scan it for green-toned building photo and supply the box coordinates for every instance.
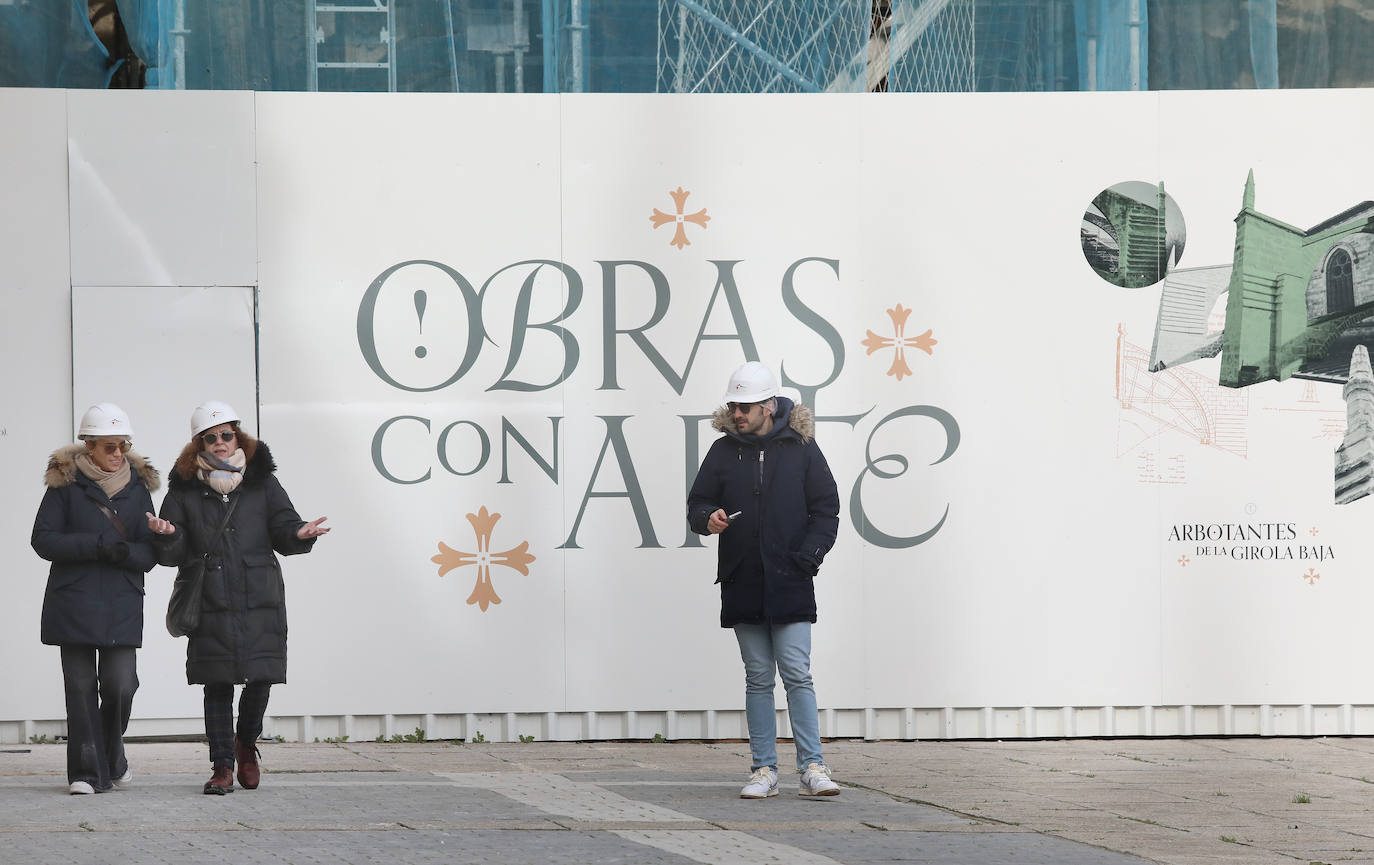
[1083,181,1184,289]
[1215,171,1374,388]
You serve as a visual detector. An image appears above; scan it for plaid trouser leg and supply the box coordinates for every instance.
[203,684,235,767]
[235,682,272,745]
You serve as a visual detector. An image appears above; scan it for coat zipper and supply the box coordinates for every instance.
[214,490,242,681]
[757,449,765,510]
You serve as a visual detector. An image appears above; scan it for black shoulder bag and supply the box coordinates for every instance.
[93,501,130,540]
[166,497,238,638]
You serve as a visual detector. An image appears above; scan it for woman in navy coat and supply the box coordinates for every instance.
[148,401,328,795]
[32,403,159,795]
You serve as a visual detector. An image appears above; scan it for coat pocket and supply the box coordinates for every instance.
[716,544,747,584]
[788,551,819,578]
[47,568,88,593]
[244,553,285,609]
[201,556,230,611]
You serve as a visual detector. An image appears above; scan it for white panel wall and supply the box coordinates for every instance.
[0,89,77,732]
[5,88,1374,743]
[252,93,573,720]
[857,92,1167,709]
[1151,89,1374,708]
[66,90,256,288]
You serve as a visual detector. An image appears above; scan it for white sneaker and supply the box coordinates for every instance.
[113,768,133,789]
[69,781,95,795]
[739,766,778,799]
[799,762,840,797]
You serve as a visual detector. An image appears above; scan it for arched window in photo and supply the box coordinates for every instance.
[1327,248,1354,315]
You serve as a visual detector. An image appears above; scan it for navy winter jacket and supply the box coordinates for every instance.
[154,439,315,685]
[32,445,161,647]
[687,397,840,627]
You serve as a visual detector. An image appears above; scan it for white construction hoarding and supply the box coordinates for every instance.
[2,88,1372,742]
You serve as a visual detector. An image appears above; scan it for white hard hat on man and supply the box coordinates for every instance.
[723,361,779,404]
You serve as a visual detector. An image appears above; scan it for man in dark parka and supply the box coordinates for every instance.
[687,361,841,799]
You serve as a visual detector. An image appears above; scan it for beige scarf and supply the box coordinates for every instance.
[197,449,247,495]
[76,451,132,500]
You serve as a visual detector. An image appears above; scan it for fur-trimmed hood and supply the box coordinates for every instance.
[167,436,277,490]
[710,396,815,443]
[43,444,160,492]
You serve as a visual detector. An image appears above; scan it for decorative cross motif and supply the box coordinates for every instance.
[1302,568,1320,585]
[431,506,535,612]
[649,187,710,249]
[861,303,937,381]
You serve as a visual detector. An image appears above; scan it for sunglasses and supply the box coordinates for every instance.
[91,440,131,454]
[727,401,764,413]
[201,430,237,445]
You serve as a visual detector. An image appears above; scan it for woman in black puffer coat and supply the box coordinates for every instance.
[32,403,159,795]
[148,401,328,795]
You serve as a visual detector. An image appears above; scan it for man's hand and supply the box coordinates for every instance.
[707,509,731,534]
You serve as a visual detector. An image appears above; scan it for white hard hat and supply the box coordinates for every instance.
[723,361,779,404]
[190,401,241,437]
[77,403,133,439]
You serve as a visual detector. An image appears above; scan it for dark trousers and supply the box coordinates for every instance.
[60,645,137,790]
[204,682,271,767]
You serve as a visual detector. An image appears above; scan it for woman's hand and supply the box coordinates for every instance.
[297,517,330,539]
[146,512,176,536]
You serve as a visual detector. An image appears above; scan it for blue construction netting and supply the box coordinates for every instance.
[1,0,1372,93]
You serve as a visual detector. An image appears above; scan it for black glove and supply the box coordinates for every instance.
[96,537,130,564]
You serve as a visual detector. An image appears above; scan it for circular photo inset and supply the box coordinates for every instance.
[1082,181,1186,288]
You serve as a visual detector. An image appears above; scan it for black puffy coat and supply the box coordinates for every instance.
[155,440,315,685]
[687,397,840,627]
[33,445,160,647]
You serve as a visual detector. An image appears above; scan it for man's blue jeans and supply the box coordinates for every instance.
[733,621,823,772]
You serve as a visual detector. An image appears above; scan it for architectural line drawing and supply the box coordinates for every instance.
[1117,325,1249,463]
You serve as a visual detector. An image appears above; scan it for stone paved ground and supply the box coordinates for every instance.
[4,737,1373,864]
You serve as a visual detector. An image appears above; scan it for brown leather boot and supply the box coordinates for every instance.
[203,763,234,795]
[235,738,261,790]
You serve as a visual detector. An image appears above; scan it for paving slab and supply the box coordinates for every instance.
[0,740,1155,865]
[7,737,1374,863]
